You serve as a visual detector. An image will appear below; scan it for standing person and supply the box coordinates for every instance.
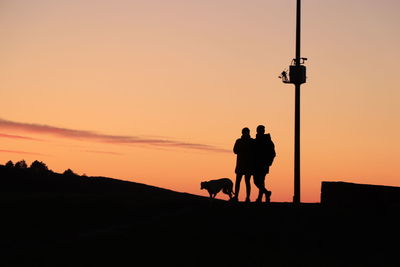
[233,127,254,202]
[253,125,276,203]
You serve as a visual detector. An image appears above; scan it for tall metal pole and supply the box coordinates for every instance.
[293,0,301,204]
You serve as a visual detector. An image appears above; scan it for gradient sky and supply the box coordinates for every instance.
[1,0,399,202]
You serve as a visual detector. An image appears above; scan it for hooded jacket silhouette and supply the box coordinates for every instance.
[254,133,276,174]
[233,132,254,175]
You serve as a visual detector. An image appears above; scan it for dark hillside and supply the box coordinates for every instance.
[1,165,399,267]
[0,165,187,196]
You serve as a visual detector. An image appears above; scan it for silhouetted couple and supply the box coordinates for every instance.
[233,125,276,203]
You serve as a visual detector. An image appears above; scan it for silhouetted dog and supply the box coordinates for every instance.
[200,178,234,200]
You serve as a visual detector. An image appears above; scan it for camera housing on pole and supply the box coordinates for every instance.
[279,58,307,85]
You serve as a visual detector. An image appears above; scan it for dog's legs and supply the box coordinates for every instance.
[223,188,233,200]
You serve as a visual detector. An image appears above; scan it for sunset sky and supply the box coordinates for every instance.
[1,0,399,202]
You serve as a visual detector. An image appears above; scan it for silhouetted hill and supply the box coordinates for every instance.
[0,164,201,199]
[1,162,400,267]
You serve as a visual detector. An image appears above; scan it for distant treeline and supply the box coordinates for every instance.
[2,159,80,177]
[0,159,171,195]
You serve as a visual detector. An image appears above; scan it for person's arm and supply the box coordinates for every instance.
[233,139,240,154]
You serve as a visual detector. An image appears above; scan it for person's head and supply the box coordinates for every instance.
[256,125,265,135]
[242,127,250,136]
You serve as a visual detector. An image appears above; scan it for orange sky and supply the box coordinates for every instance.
[1,0,400,202]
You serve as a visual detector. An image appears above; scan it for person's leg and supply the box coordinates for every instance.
[253,173,263,203]
[259,176,267,201]
[256,185,263,202]
[234,173,242,201]
[244,174,251,202]
[265,188,272,203]
[264,167,271,202]
[261,176,273,202]
[257,173,269,202]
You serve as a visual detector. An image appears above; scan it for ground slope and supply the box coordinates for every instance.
[1,167,399,267]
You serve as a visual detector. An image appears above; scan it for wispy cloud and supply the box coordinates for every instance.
[0,118,229,153]
[0,149,46,156]
[0,133,43,141]
[83,150,124,156]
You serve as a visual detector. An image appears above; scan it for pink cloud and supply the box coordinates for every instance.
[0,149,46,156]
[0,118,229,153]
[83,150,124,156]
[0,133,43,141]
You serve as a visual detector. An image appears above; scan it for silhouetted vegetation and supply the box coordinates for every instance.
[63,168,77,176]
[5,160,14,168]
[30,160,50,173]
[14,159,27,169]
[0,159,180,195]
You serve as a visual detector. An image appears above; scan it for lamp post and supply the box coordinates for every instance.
[279,0,307,204]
